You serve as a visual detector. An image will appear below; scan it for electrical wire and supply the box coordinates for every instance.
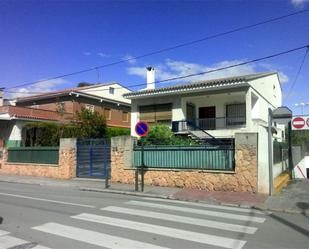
[3,8,309,91]
[285,47,309,100]
[5,44,309,97]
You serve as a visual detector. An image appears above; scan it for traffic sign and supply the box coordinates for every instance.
[135,121,149,137]
[292,116,309,130]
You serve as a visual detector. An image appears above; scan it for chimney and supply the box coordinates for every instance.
[0,88,3,106]
[146,66,155,90]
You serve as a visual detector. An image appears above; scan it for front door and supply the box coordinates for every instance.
[199,106,216,130]
[186,103,196,124]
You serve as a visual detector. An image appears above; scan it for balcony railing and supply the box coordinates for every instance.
[172,116,246,132]
[0,106,73,121]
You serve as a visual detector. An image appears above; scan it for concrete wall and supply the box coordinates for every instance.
[0,138,76,179]
[111,134,258,192]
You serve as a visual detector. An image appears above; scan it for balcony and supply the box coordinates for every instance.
[172,116,246,133]
[0,106,73,122]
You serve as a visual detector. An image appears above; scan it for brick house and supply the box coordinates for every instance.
[0,82,131,147]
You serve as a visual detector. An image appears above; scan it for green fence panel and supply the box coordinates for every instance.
[133,146,234,170]
[8,147,59,165]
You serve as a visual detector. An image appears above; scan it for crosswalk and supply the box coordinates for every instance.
[30,197,268,249]
[0,229,51,249]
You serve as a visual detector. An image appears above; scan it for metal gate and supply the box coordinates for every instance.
[76,138,111,178]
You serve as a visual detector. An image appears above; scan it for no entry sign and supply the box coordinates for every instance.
[292,116,309,130]
[135,121,149,137]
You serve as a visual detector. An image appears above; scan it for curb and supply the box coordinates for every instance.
[79,187,173,200]
[79,187,309,216]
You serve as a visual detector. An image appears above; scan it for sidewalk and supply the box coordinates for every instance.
[0,174,308,215]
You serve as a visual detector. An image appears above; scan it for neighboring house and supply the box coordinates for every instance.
[0,82,131,147]
[124,70,285,193]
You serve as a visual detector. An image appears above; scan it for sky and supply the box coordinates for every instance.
[0,0,309,114]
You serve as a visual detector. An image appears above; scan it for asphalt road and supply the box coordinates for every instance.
[0,181,308,249]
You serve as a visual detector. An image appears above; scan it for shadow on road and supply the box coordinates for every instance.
[269,213,309,238]
[296,202,309,214]
[0,216,3,224]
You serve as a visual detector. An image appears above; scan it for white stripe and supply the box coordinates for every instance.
[101,206,258,234]
[127,200,265,223]
[293,121,304,125]
[0,235,28,249]
[142,197,264,214]
[33,222,169,249]
[32,245,52,249]
[0,192,95,208]
[72,213,247,249]
[0,230,10,237]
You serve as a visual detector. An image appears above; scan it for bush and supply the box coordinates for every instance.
[143,124,197,145]
[106,127,130,138]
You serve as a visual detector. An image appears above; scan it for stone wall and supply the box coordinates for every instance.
[111,133,258,192]
[0,138,76,179]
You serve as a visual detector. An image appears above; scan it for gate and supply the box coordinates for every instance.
[76,138,111,178]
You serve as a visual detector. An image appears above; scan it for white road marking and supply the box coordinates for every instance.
[127,200,266,223]
[0,230,10,237]
[0,230,52,249]
[101,206,258,234]
[0,235,29,249]
[0,192,95,208]
[33,222,170,249]
[72,213,247,249]
[142,197,265,214]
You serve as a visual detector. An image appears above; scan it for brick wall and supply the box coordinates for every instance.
[111,133,258,192]
[0,138,76,179]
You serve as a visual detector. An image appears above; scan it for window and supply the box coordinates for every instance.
[85,104,94,113]
[104,108,111,120]
[109,87,115,94]
[122,111,129,122]
[226,103,246,126]
[56,102,65,113]
[139,103,172,124]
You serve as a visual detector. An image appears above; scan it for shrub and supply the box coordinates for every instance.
[143,124,197,145]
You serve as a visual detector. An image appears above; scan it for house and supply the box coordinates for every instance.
[124,69,283,138]
[124,68,285,193]
[0,82,131,147]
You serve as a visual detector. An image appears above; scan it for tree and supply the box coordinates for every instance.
[73,108,107,138]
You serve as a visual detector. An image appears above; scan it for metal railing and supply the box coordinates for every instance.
[7,147,59,165]
[133,145,235,170]
[172,117,246,132]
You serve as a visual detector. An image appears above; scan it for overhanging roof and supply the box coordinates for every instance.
[124,72,277,99]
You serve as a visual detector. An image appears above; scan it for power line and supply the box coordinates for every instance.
[4,8,309,91]
[285,47,309,100]
[5,44,309,97]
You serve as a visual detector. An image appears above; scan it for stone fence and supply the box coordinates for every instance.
[0,138,76,179]
[111,133,258,193]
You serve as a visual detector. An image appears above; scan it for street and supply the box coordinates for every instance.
[0,181,308,249]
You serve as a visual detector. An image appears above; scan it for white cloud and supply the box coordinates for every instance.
[127,59,257,83]
[6,78,71,99]
[127,59,289,87]
[97,52,109,58]
[291,0,309,7]
[122,54,137,65]
[83,52,91,56]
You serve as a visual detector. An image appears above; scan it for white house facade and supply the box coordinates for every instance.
[124,71,285,194]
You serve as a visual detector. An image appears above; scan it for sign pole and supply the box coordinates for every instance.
[141,137,145,192]
[268,108,273,196]
[134,121,149,192]
[288,121,293,173]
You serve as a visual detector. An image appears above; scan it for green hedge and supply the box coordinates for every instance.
[24,122,130,146]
